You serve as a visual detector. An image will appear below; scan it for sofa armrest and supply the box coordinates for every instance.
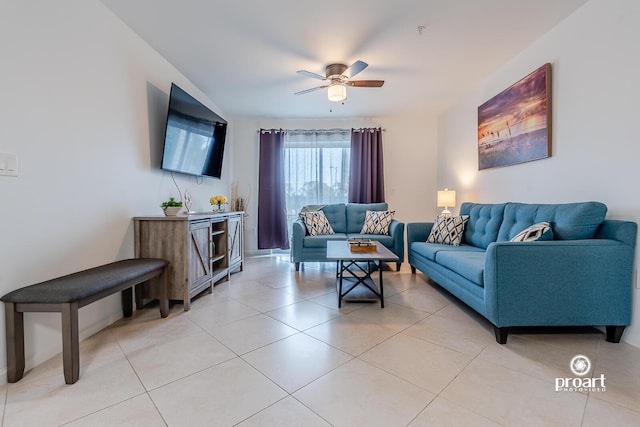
[484,239,634,327]
[407,222,434,244]
[388,220,405,262]
[291,219,307,262]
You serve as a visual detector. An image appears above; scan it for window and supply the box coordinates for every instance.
[283,130,351,230]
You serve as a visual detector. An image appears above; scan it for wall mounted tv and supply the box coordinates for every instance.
[161,83,227,178]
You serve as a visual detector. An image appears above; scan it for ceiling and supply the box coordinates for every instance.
[99,0,588,119]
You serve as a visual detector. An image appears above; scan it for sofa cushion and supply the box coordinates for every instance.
[361,210,394,235]
[411,242,484,261]
[459,203,507,249]
[303,233,348,248]
[498,202,607,241]
[427,215,469,246]
[510,221,553,242]
[346,203,388,233]
[299,211,335,236]
[435,251,485,287]
[319,204,347,233]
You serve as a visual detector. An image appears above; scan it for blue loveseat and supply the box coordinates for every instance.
[292,203,404,271]
[408,202,637,344]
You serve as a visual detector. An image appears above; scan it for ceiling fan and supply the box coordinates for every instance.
[294,60,384,102]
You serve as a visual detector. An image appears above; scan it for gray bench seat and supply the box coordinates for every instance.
[1,258,169,384]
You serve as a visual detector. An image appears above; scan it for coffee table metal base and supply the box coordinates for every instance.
[336,260,384,308]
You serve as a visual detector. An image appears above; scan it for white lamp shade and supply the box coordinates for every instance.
[328,84,347,102]
[437,189,456,208]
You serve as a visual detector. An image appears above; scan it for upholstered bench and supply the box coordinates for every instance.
[1,258,169,384]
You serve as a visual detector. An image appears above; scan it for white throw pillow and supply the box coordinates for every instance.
[426,215,470,246]
[299,211,335,236]
[510,221,552,242]
[360,210,395,235]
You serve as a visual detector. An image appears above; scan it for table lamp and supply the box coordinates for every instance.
[437,189,456,217]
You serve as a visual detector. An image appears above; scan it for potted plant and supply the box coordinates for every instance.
[161,197,183,216]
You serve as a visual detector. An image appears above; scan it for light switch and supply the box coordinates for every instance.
[0,153,18,177]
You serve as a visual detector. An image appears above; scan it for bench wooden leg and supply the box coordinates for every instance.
[159,270,169,318]
[61,302,80,384]
[122,287,133,317]
[135,282,144,310]
[4,302,25,383]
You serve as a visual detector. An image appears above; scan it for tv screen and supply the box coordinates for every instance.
[161,83,227,178]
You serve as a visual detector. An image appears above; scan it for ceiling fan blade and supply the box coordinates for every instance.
[294,85,328,95]
[343,60,368,78]
[296,70,326,80]
[346,80,385,88]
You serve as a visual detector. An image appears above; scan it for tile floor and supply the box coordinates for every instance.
[2,254,640,426]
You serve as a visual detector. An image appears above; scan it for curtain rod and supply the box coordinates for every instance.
[258,127,386,134]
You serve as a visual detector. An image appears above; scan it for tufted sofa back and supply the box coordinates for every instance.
[497,202,607,241]
[319,204,347,233]
[459,203,507,249]
[345,203,389,233]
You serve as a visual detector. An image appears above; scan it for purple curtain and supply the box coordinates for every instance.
[257,129,290,249]
[349,128,385,203]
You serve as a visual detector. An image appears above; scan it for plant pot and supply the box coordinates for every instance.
[163,206,182,216]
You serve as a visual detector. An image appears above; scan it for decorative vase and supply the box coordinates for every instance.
[213,203,225,213]
[163,206,182,216]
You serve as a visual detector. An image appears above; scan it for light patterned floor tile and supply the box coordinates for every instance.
[4,356,145,427]
[242,333,352,393]
[346,302,429,332]
[592,342,640,412]
[360,333,473,394]
[208,314,298,355]
[127,331,236,390]
[63,393,166,426]
[109,312,203,354]
[582,396,640,427]
[305,314,398,356]
[150,358,287,427]
[265,300,342,331]
[186,297,260,329]
[440,358,586,426]
[294,358,434,427]
[408,397,501,427]
[237,396,332,426]
[232,287,304,312]
[404,313,493,356]
[477,335,598,387]
[386,285,451,314]
[308,291,370,313]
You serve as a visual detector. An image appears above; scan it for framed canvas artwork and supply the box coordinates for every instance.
[478,63,551,170]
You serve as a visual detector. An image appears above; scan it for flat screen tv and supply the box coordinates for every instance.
[161,83,227,178]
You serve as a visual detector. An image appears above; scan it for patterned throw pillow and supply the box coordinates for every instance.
[360,210,395,235]
[426,215,470,246]
[299,211,335,236]
[510,221,552,242]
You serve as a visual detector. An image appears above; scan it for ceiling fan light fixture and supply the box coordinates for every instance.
[327,83,347,102]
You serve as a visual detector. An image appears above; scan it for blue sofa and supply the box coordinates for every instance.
[292,203,404,271]
[408,202,637,344]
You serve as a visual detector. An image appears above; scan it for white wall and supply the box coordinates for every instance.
[436,0,640,346]
[233,114,438,254]
[0,0,232,377]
